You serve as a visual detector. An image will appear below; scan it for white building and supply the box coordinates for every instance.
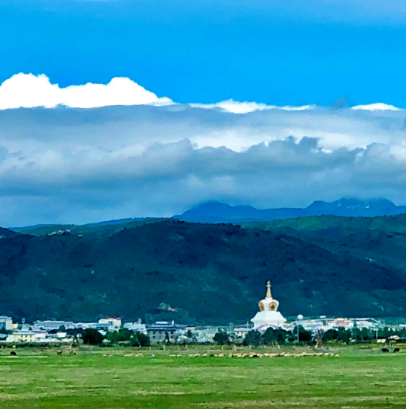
[6,330,37,343]
[251,281,286,331]
[146,321,186,343]
[33,320,76,331]
[98,317,122,331]
[328,318,354,329]
[123,319,147,334]
[233,327,252,338]
[6,330,71,344]
[0,316,13,331]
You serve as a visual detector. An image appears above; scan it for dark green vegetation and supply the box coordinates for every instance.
[14,217,165,239]
[2,351,406,408]
[244,214,406,271]
[2,216,406,322]
[82,329,105,345]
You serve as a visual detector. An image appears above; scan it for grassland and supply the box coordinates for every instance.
[1,347,406,408]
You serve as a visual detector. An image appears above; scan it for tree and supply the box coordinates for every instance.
[361,328,371,341]
[378,327,391,340]
[107,329,136,344]
[213,330,230,345]
[115,328,132,342]
[262,328,276,345]
[131,332,150,347]
[314,329,325,348]
[294,326,312,342]
[106,331,119,344]
[324,329,338,341]
[352,328,362,341]
[350,327,372,342]
[243,330,262,347]
[276,329,288,344]
[337,327,351,344]
[82,329,104,345]
[67,328,83,337]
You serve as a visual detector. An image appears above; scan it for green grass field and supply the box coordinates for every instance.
[1,348,406,408]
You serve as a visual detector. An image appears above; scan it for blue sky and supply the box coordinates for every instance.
[2,1,406,226]
[1,0,406,107]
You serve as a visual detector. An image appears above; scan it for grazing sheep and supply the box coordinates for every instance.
[393,347,400,353]
[10,351,17,356]
[57,350,62,355]
[381,347,390,353]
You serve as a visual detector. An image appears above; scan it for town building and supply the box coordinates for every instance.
[6,330,37,343]
[352,318,380,329]
[0,316,13,331]
[98,318,122,331]
[233,327,252,338]
[299,319,326,332]
[146,321,186,343]
[191,326,222,343]
[328,318,354,329]
[33,320,76,331]
[123,319,147,334]
[251,281,286,331]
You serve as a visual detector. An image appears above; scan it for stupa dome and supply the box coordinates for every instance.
[251,280,286,331]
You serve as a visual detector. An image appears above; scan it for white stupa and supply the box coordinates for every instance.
[251,280,286,331]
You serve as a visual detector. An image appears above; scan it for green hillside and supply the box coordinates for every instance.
[15,218,166,239]
[1,220,406,323]
[243,213,406,233]
[243,214,406,271]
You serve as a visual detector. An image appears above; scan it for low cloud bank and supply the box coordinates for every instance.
[1,74,406,226]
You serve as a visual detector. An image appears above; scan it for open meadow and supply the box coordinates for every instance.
[1,346,406,408]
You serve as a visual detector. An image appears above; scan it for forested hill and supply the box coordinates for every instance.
[1,220,406,323]
[243,214,406,271]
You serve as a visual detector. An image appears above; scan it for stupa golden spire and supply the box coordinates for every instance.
[266,280,272,298]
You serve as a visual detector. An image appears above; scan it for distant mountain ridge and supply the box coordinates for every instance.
[11,198,406,235]
[175,198,406,223]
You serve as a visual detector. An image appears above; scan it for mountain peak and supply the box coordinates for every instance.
[176,197,404,223]
[176,201,258,223]
[307,198,396,213]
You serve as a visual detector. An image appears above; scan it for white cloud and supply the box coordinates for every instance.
[352,103,401,111]
[0,73,172,109]
[191,99,314,114]
[0,73,402,116]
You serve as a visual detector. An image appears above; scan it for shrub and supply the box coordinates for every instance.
[82,329,104,345]
[213,330,230,345]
